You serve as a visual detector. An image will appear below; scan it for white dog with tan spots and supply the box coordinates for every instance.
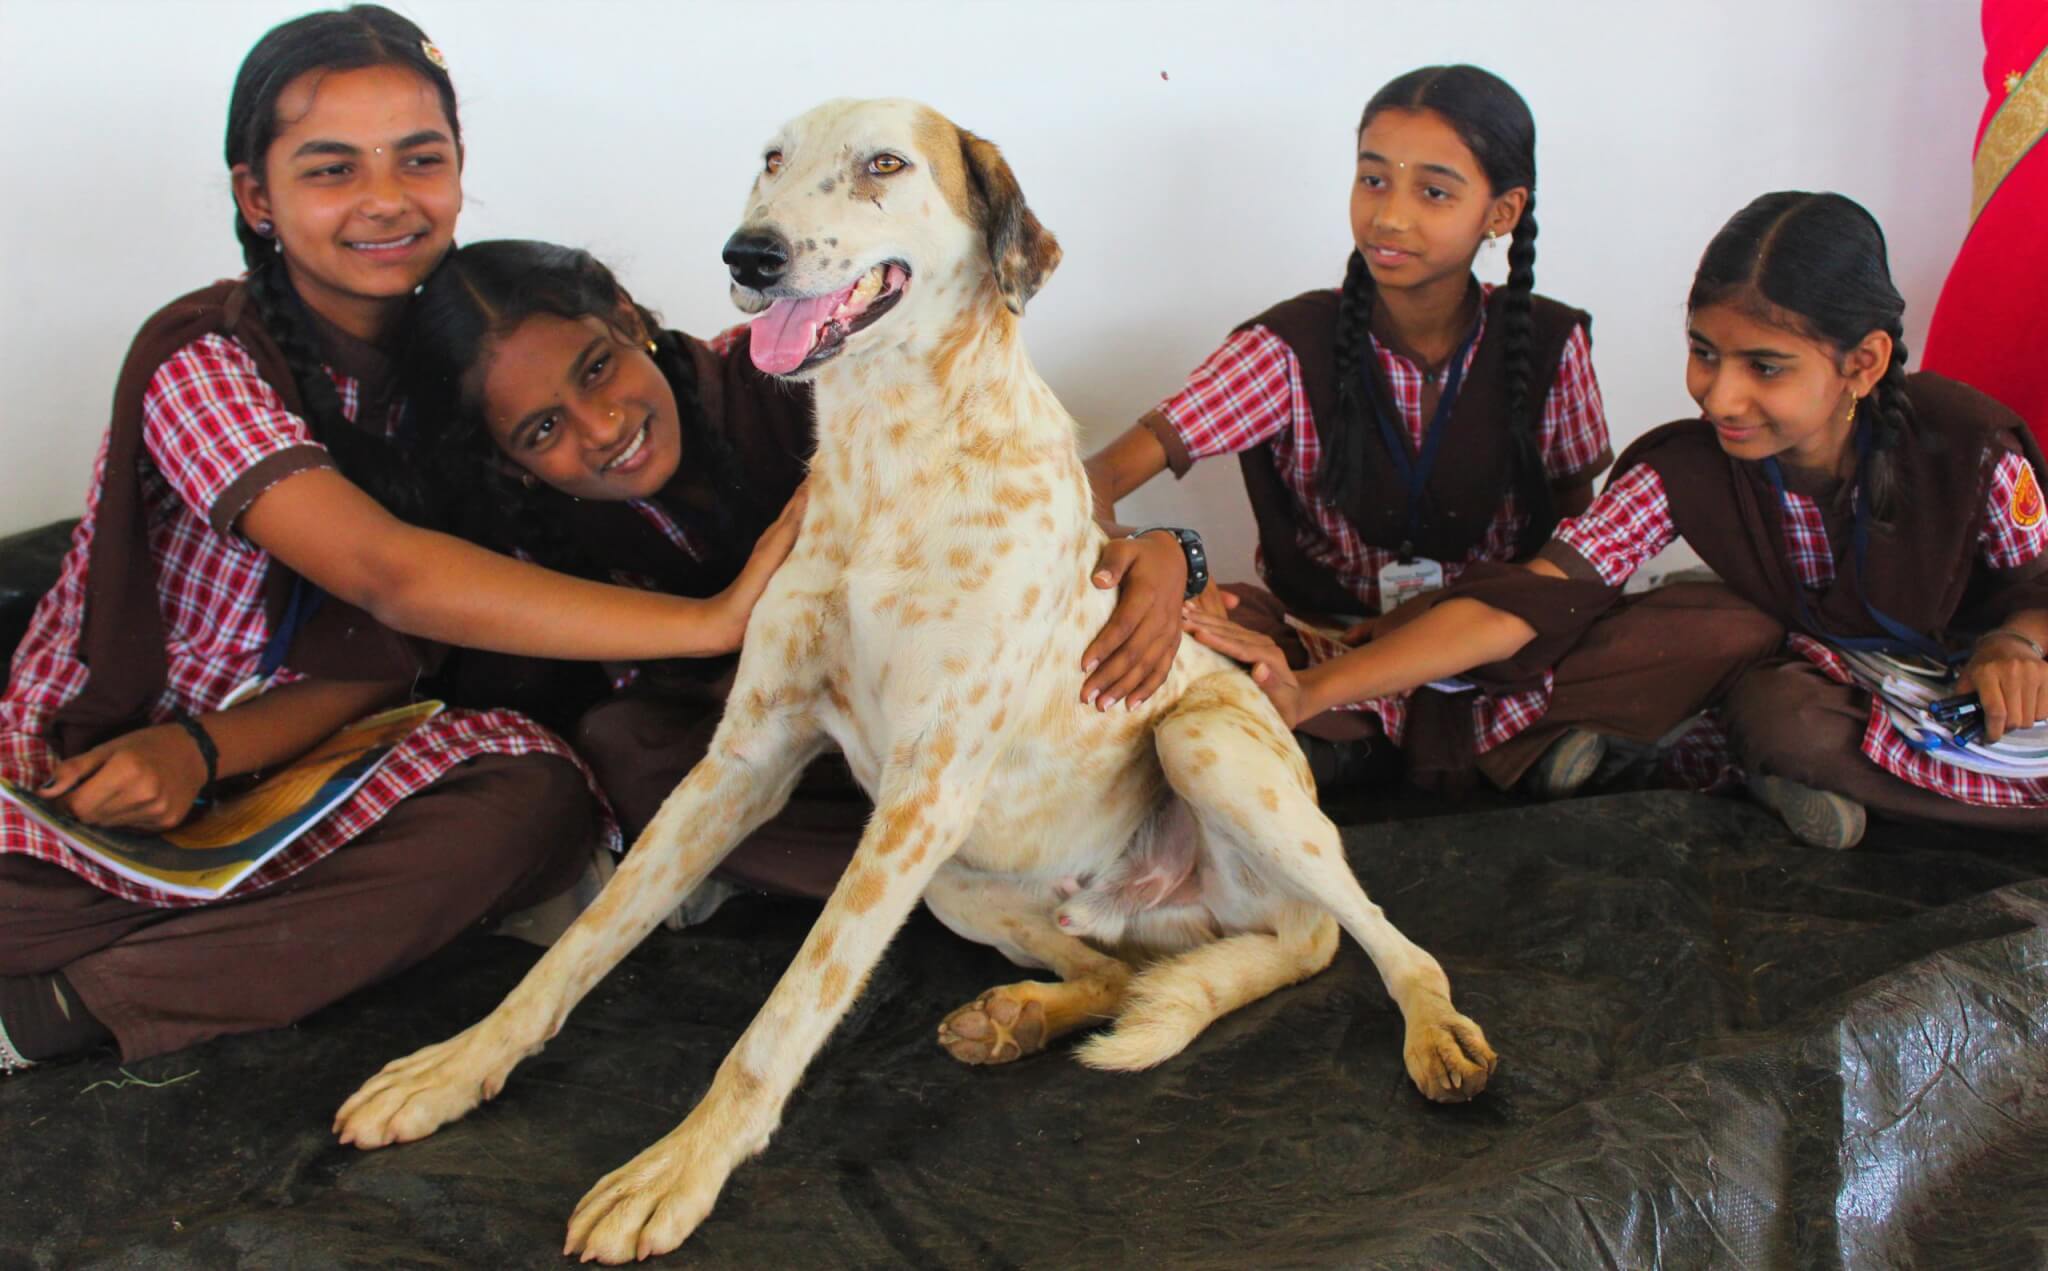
[332,98,1496,1263]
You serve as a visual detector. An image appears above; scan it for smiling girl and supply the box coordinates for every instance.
[1088,65,1777,797]
[1192,191,2048,849]
[403,238,1194,900]
[0,8,801,1072]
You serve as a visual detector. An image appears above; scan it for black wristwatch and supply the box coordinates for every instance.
[1130,525,1209,599]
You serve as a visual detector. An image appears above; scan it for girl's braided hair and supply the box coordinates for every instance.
[1329,64,1552,554]
[224,4,458,524]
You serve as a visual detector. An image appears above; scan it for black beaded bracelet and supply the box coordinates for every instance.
[170,712,220,790]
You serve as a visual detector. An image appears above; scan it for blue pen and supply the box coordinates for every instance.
[1930,698,1983,726]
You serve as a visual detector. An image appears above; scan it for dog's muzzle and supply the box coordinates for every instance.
[723,229,792,292]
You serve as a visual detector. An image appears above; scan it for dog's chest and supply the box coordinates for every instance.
[796,477,1105,790]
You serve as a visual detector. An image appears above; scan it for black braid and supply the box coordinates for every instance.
[1346,65,1545,553]
[223,5,458,527]
[243,258,430,522]
[1864,330,1914,520]
[1318,248,1380,510]
[1500,196,1555,553]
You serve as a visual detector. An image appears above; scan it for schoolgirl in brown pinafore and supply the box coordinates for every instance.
[1198,192,2048,849]
[1090,65,1782,792]
[0,9,780,1071]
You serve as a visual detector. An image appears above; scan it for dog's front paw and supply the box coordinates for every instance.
[332,1023,518,1149]
[1402,1003,1497,1103]
[937,988,1049,1064]
[565,1131,729,1264]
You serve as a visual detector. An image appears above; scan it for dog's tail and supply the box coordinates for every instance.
[1073,911,1338,1071]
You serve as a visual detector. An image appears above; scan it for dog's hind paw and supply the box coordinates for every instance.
[937,989,1049,1064]
[1403,1007,1497,1104]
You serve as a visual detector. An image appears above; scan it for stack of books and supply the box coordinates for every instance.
[1838,649,2048,778]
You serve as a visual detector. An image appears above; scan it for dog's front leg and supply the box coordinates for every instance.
[332,694,826,1154]
[562,728,989,1263]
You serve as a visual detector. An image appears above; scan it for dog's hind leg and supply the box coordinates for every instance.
[1087,673,1497,1102]
[922,865,1133,1064]
[1072,900,1338,1073]
[332,695,829,1154]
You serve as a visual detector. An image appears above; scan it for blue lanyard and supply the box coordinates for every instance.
[259,575,327,680]
[1760,423,1953,664]
[1367,317,1482,560]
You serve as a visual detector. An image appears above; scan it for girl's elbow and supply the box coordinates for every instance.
[1488,608,1540,657]
[340,550,437,636]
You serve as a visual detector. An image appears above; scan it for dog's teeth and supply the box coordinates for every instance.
[849,268,884,307]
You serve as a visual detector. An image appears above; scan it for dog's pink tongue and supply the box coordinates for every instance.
[749,292,843,375]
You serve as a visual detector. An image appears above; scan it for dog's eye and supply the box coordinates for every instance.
[867,153,906,176]
[763,151,784,176]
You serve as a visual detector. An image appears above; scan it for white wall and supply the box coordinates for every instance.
[0,0,1983,587]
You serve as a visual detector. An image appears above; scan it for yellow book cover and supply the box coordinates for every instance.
[0,701,442,900]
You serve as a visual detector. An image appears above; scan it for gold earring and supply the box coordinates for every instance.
[1847,396,1859,427]
[645,339,658,354]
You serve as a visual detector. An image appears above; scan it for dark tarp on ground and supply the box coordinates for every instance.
[3,790,2045,1269]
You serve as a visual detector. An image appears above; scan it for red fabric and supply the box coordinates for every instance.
[1,334,616,908]
[1921,0,2048,444]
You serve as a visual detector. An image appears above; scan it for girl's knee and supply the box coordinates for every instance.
[1724,666,1853,779]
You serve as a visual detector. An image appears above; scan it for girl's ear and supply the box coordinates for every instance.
[1485,187,1529,240]
[231,163,273,237]
[1841,328,1894,397]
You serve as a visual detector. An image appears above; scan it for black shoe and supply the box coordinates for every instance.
[1298,735,1383,793]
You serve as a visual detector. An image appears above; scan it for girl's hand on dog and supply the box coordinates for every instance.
[1181,609,1305,728]
[40,724,211,830]
[1188,578,1239,623]
[1083,531,1187,710]
[711,482,810,651]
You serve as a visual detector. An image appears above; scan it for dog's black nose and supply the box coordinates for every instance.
[723,229,792,290]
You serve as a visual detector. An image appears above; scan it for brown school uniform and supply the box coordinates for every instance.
[0,281,595,1061]
[558,328,869,900]
[1225,288,1782,788]
[1473,372,2048,829]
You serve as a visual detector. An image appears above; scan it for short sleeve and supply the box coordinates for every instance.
[1536,324,1611,486]
[1151,326,1309,470]
[1549,464,1678,586]
[1979,450,2048,570]
[141,334,333,536]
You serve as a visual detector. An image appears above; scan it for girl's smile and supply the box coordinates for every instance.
[1350,107,1512,291]
[479,313,684,502]
[232,63,462,342]
[1686,301,1886,475]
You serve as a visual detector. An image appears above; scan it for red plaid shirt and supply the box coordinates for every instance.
[1,334,614,908]
[1556,453,2048,805]
[1159,286,1607,753]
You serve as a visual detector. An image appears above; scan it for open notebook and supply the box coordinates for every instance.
[0,701,442,900]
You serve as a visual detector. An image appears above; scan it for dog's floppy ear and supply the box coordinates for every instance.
[958,128,1061,315]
